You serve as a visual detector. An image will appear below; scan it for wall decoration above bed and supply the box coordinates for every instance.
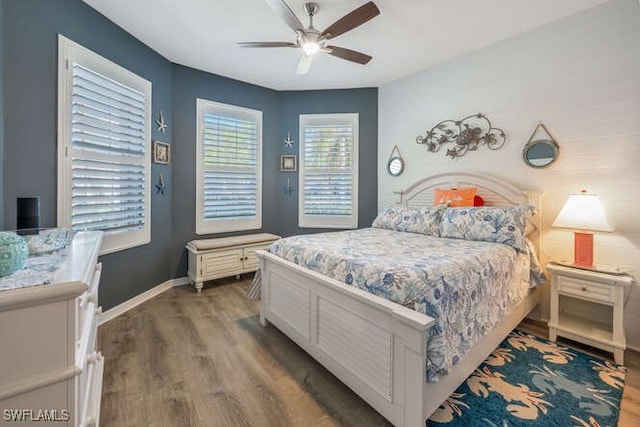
[523,122,559,168]
[416,113,506,159]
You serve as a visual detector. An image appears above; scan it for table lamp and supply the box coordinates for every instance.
[552,190,613,268]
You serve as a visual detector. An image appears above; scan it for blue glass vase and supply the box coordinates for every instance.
[0,232,28,277]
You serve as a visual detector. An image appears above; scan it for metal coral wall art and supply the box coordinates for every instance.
[416,113,506,159]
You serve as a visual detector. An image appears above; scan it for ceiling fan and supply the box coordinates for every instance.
[238,0,380,75]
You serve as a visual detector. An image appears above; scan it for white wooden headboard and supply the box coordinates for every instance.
[393,172,545,258]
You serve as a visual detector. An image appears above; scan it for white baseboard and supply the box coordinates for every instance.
[98,277,190,326]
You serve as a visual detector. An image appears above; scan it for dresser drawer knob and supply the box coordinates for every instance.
[581,286,587,291]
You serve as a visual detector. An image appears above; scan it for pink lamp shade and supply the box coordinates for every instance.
[552,190,613,268]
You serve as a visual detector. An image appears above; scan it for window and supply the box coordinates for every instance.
[299,113,359,228]
[196,99,262,234]
[57,36,152,255]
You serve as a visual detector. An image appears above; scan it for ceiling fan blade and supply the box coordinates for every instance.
[265,0,306,35]
[321,2,380,40]
[237,42,297,48]
[296,54,313,75]
[326,45,372,65]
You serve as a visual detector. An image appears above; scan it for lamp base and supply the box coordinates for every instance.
[573,231,594,267]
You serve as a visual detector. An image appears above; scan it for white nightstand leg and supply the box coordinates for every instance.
[613,348,624,365]
[549,276,559,342]
[195,282,203,293]
[613,286,625,365]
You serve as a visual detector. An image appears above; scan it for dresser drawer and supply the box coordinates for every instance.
[79,351,104,427]
[89,263,102,295]
[77,302,98,368]
[77,264,101,340]
[557,276,613,303]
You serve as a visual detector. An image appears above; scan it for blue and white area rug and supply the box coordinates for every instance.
[427,330,626,427]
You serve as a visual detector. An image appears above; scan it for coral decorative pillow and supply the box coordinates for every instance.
[434,187,477,207]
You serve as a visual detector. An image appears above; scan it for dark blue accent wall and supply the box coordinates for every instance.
[2,0,378,309]
[170,64,281,277]
[275,89,378,237]
[170,66,378,277]
[2,0,173,310]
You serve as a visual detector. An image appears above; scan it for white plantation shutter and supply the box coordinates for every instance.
[196,99,262,234]
[58,36,151,254]
[299,114,358,228]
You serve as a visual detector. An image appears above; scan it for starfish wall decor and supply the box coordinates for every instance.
[155,173,166,195]
[284,132,294,148]
[155,111,167,133]
[282,178,294,197]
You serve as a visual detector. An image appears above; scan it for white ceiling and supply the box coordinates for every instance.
[83,0,609,91]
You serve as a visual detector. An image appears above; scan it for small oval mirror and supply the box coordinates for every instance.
[523,139,559,168]
[387,157,404,176]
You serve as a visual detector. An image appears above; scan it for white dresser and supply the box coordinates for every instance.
[0,231,103,426]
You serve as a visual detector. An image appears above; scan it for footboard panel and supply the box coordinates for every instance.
[268,269,311,339]
[258,251,434,427]
[317,296,394,401]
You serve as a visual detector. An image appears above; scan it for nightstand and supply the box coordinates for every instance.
[547,263,633,364]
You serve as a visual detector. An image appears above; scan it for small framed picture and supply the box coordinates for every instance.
[280,155,297,172]
[152,140,170,164]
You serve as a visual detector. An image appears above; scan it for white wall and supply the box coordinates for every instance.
[379,0,640,349]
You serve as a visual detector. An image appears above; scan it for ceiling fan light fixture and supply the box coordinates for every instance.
[301,41,320,56]
[240,1,380,74]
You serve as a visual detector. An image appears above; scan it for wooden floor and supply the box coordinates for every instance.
[99,277,640,426]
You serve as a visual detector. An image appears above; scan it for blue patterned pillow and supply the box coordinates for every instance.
[372,206,446,236]
[439,206,530,252]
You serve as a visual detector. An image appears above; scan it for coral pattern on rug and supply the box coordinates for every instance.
[427,330,626,426]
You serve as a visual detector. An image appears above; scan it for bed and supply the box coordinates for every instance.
[256,172,545,426]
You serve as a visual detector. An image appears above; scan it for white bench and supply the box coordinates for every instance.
[186,233,281,293]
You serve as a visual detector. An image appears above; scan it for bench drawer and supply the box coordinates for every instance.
[201,249,243,279]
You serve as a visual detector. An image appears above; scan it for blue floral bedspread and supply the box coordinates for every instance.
[269,228,546,381]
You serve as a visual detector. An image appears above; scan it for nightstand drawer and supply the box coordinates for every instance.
[557,276,613,303]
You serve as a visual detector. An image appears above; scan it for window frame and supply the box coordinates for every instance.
[195,99,263,235]
[298,113,359,229]
[57,35,152,255]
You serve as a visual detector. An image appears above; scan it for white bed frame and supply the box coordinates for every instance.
[257,172,543,427]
